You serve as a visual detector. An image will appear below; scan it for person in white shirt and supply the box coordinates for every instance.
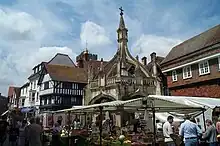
[163,116,175,146]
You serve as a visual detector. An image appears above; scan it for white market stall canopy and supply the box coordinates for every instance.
[148,95,220,109]
[46,95,220,115]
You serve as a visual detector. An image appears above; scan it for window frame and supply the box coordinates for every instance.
[44,81,49,90]
[183,66,192,79]
[171,70,177,82]
[22,99,25,106]
[63,82,72,89]
[198,60,210,75]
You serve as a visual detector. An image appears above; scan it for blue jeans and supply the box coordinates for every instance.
[185,138,198,146]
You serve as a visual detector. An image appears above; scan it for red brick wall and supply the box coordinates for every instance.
[161,46,220,71]
[170,83,220,98]
[166,57,220,88]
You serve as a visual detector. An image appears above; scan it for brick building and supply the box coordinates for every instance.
[161,24,220,97]
[8,86,21,109]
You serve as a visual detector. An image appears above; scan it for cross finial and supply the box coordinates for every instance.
[119,7,124,16]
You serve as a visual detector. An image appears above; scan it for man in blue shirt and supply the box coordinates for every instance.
[179,115,202,146]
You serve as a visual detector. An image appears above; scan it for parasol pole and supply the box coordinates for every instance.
[99,106,103,146]
[67,111,71,146]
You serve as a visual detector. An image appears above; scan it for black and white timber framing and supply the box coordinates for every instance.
[38,73,86,112]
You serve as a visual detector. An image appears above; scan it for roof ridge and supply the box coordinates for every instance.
[47,64,78,68]
[56,53,69,56]
[45,63,88,83]
[47,53,76,67]
[162,24,220,65]
[174,24,220,49]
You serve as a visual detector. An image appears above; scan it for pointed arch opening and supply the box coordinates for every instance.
[88,93,116,105]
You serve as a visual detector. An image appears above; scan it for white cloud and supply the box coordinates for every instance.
[80,21,112,49]
[0,8,45,41]
[132,34,182,59]
[0,5,76,95]
[0,46,76,95]
[15,46,77,73]
[0,0,218,96]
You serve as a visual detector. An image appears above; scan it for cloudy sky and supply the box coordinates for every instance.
[0,0,219,96]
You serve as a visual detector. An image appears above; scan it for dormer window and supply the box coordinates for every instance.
[199,60,210,75]
[172,70,177,81]
[183,66,192,79]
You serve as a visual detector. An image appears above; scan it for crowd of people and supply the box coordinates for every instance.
[0,113,72,146]
[163,115,220,146]
[0,115,43,146]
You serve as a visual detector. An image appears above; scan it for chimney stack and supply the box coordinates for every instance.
[150,52,157,77]
[150,52,156,62]
[141,57,147,65]
[100,58,104,71]
[77,59,84,68]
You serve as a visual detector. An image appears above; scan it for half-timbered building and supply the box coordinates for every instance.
[38,53,87,112]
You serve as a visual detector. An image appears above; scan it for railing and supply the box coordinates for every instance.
[29,89,36,92]
[90,77,155,88]
[106,77,116,85]
[39,88,53,96]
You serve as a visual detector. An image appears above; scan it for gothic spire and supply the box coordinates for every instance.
[118,7,126,29]
[117,7,128,43]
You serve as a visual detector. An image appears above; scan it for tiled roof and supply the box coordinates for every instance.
[45,64,87,83]
[47,53,76,67]
[162,24,220,64]
[8,86,14,97]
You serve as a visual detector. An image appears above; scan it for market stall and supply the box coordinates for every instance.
[48,96,202,146]
[147,95,220,131]
[42,95,220,146]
